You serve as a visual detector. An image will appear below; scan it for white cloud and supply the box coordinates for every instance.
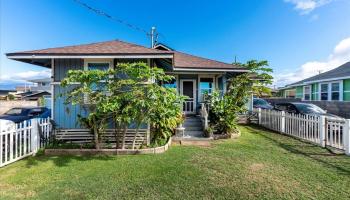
[284,0,335,14]
[274,37,350,87]
[0,69,51,85]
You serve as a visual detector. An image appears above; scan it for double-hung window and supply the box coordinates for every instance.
[320,83,328,101]
[84,61,111,104]
[319,81,342,101]
[303,86,311,101]
[331,82,340,101]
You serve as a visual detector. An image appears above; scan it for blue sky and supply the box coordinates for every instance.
[1,0,350,89]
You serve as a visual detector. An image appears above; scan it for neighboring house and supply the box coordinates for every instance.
[6,40,248,129]
[28,78,51,92]
[280,62,350,101]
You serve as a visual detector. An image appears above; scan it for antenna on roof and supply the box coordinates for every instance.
[151,27,158,48]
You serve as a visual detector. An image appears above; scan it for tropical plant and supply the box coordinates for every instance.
[61,62,184,149]
[208,60,273,134]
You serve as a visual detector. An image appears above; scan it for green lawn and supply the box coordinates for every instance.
[1,125,350,200]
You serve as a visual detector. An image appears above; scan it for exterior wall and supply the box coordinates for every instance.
[53,59,85,128]
[343,79,350,101]
[295,86,303,99]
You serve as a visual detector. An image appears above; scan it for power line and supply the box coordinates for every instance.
[73,0,151,37]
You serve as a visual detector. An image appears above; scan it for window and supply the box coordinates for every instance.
[303,86,311,101]
[331,82,340,101]
[84,61,111,104]
[199,78,214,102]
[319,82,342,101]
[163,78,177,89]
[87,63,110,71]
[87,62,110,91]
[320,83,328,101]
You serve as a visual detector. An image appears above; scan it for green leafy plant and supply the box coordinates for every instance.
[208,60,273,134]
[61,62,184,149]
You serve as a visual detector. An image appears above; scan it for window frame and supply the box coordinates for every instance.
[83,59,113,104]
[198,75,215,102]
[318,80,343,101]
[303,85,311,101]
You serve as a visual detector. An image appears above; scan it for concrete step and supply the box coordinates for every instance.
[184,118,202,122]
[184,126,203,131]
[184,131,204,137]
[184,122,202,127]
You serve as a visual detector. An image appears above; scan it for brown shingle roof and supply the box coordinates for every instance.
[7,40,246,70]
[7,40,172,55]
[173,51,239,69]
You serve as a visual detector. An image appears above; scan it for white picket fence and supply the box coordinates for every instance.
[0,118,52,167]
[255,108,350,155]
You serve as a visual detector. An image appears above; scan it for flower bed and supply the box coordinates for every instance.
[44,137,172,156]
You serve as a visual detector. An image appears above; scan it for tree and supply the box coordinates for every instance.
[61,62,184,149]
[208,60,273,134]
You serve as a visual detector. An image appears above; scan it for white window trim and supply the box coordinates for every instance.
[83,59,113,104]
[303,85,311,101]
[318,80,343,101]
[180,79,197,114]
[198,74,215,103]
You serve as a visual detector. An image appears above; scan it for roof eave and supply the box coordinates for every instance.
[173,67,249,72]
[6,53,174,59]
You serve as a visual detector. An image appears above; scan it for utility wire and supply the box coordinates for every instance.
[73,0,151,37]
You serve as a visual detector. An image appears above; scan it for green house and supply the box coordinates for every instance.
[280,62,350,101]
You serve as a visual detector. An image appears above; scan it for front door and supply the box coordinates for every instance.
[180,80,197,114]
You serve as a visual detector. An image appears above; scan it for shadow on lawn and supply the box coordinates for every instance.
[25,152,114,168]
[244,125,350,176]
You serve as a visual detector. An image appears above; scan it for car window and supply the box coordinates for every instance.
[254,99,270,106]
[29,108,44,116]
[286,105,297,113]
[294,104,326,114]
[5,108,25,115]
[275,104,287,111]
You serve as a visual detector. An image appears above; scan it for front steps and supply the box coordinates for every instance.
[173,116,213,146]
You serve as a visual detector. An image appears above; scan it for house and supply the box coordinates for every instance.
[280,62,350,101]
[28,78,51,93]
[6,40,248,133]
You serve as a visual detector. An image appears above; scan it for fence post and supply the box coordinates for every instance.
[31,119,39,155]
[258,108,262,125]
[344,119,350,156]
[319,116,326,147]
[281,111,285,133]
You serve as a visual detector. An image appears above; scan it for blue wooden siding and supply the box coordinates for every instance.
[53,59,85,128]
[54,85,87,128]
[54,59,84,81]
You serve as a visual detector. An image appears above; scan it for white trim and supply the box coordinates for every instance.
[83,59,113,104]
[173,67,249,72]
[303,85,311,101]
[51,59,54,119]
[318,81,343,101]
[198,74,215,103]
[180,79,197,114]
[7,54,173,59]
[84,59,113,70]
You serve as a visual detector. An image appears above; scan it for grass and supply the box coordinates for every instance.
[1,125,350,200]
